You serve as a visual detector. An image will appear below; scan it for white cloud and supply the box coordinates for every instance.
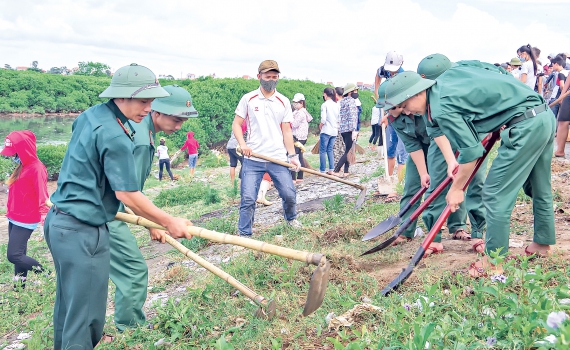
[1,0,569,86]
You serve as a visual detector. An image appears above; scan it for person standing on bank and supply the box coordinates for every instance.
[385,68,555,277]
[232,60,302,237]
[3,131,49,288]
[44,63,193,350]
[107,84,198,334]
[368,102,382,151]
[319,87,339,173]
[517,44,539,91]
[332,83,359,178]
[157,137,174,181]
[291,93,313,183]
[180,131,199,177]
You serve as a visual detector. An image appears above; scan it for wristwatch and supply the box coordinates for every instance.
[287,154,297,159]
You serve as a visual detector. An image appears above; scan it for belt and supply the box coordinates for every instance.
[505,103,548,128]
[52,205,70,216]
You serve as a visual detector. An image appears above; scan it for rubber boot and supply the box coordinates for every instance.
[256,180,273,206]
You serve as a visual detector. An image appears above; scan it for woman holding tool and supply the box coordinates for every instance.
[385,65,556,277]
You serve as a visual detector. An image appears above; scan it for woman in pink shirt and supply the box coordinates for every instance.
[291,93,313,183]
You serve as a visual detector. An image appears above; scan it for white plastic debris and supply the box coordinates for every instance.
[325,312,336,324]
[414,227,424,237]
[16,332,32,340]
[508,239,524,248]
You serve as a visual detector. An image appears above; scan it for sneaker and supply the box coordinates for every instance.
[287,219,303,229]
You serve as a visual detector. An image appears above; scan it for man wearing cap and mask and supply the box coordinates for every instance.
[232,60,302,236]
[384,66,556,277]
[107,84,198,334]
[44,64,193,349]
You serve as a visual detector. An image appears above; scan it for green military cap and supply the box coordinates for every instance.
[151,85,198,118]
[385,71,435,107]
[509,57,522,66]
[375,80,390,108]
[99,63,170,99]
[417,53,458,80]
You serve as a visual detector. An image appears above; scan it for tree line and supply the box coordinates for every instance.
[0,69,374,149]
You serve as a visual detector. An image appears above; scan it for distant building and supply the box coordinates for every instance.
[16,66,27,71]
[242,75,253,79]
[326,81,334,86]
[186,73,196,80]
[209,73,217,78]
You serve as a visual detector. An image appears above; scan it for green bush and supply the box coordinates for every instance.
[36,144,67,180]
[200,152,228,168]
[0,157,15,181]
[153,182,207,207]
[203,186,221,205]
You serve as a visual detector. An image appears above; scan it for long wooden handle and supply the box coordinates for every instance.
[163,234,269,307]
[247,151,365,190]
[381,122,389,182]
[115,212,323,266]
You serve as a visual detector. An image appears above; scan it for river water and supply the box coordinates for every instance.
[0,114,76,145]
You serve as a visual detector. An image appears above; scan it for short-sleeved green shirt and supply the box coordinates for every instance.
[388,114,430,153]
[50,100,139,226]
[428,65,544,164]
[131,114,156,191]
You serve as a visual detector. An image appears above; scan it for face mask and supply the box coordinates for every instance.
[292,102,302,110]
[260,79,278,92]
[12,155,20,164]
[518,55,526,63]
[351,92,359,99]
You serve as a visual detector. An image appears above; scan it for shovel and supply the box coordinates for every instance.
[46,201,276,319]
[362,132,494,241]
[239,148,367,209]
[361,132,498,256]
[115,211,330,317]
[380,132,499,295]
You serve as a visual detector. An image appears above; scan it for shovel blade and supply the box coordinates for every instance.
[381,266,414,296]
[302,258,331,316]
[354,186,367,209]
[362,215,400,241]
[360,234,398,256]
[254,299,277,320]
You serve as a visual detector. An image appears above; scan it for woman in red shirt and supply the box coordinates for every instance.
[2,131,49,288]
[180,131,200,177]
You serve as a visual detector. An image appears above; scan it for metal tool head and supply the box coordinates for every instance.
[380,265,414,296]
[302,257,331,316]
[360,234,398,256]
[354,186,367,209]
[362,215,400,241]
[254,299,277,320]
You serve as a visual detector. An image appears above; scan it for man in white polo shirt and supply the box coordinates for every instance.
[232,60,302,237]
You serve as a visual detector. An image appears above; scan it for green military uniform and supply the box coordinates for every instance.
[387,67,556,257]
[108,84,198,331]
[108,115,155,331]
[378,80,467,242]
[417,54,512,240]
[44,64,169,350]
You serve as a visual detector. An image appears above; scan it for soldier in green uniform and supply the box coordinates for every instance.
[108,85,198,332]
[385,68,556,276]
[377,80,465,256]
[416,53,504,254]
[44,64,193,349]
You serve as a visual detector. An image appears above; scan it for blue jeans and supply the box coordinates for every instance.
[386,124,398,158]
[187,154,198,168]
[319,133,336,172]
[238,159,297,236]
[396,138,409,165]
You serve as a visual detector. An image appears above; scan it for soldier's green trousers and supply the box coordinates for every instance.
[108,220,148,332]
[44,207,109,350]
[484,110,556,256]
[421,140,488,242]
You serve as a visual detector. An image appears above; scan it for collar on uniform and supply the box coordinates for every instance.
[144,113,156,147]
[106,100,136,141]
[255,87,286,107]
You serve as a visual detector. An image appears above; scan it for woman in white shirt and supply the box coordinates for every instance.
[517,44,539,91]
[157,138,174,181]
[319,87,340,173]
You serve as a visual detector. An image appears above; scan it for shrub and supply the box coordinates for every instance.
[0,157,15,182]
[203,186,221,205]
[200,152,228,168]
[36,144,67,180]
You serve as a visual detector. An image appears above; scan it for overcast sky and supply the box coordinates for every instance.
[1,0,570,86]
